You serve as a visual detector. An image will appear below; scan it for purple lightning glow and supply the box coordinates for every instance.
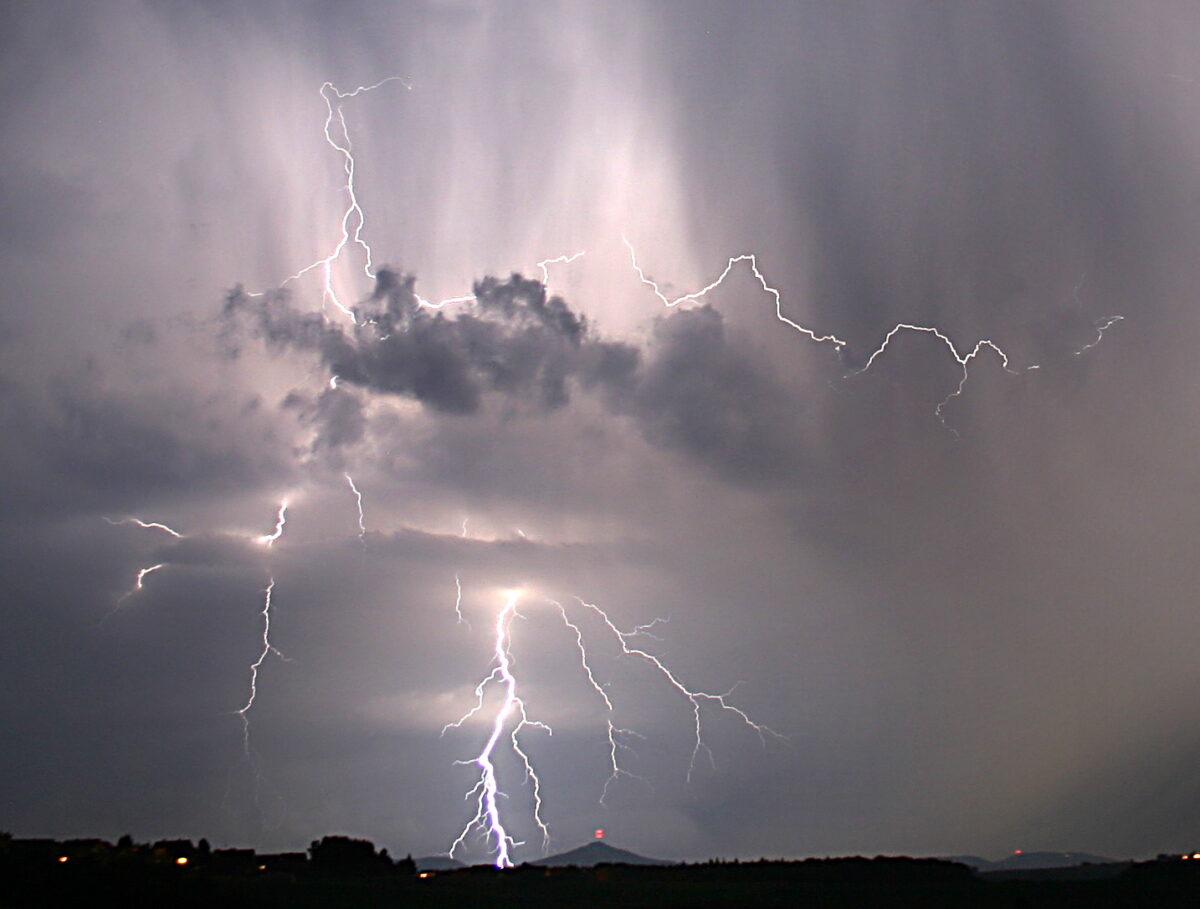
[102,63,1132,855]
[442,590,776,866]
[444,589,551,867]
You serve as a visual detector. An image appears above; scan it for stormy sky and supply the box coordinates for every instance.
[3,0,1200,864]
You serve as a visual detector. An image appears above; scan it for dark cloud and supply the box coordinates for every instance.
[226,270,812,486]
[225,271,640,415]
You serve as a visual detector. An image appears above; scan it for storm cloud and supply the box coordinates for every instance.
[3,0,1200,869]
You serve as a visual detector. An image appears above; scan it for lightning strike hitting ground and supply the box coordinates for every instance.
[442,592,776,866]
[216,71,1130,855]
[444,590,552,868]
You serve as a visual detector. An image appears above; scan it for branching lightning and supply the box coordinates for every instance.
[442,591,776,866]
[235,577,286,756]
[135,66,1133,856]
[622,236,1124,434]
[443,590,552,867]
[253,77,410,320]
[550,600,645,804]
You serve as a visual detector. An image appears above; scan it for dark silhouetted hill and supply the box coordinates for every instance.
[530,841,673,867]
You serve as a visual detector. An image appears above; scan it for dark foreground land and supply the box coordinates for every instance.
[5,838,1200,908]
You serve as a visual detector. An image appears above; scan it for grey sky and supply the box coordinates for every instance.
[3,0,1199,864]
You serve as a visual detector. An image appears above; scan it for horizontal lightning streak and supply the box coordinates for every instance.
[623,237,1123,434]
[104,516,183,538]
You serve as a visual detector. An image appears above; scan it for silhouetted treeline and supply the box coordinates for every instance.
[5,831,1200,908]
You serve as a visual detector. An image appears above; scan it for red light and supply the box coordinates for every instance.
[1013,849,1023,855]
[594,828,605,840]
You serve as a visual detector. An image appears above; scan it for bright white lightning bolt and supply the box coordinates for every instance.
[622,236,1124,434]
[344,474,366,538]
[444,590,551,868]
[536,251,586,289]
[235,577,287,756]
[622,235,846,348]
[257,501,289,546]
[247,77,410,318]
[442,592,775,866]
[128,563,164,595]
[104,516,184,538]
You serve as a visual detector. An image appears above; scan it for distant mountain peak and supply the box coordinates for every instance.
[530,840,674,867]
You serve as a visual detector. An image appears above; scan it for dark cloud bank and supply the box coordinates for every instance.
[224,269,804,486]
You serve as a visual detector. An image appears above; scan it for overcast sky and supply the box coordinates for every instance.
[3,0,1200,864]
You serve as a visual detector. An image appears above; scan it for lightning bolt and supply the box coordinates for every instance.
[104,516,185,538]
[622,236,1124,434]
[344,473,366,538]
[571,597,781,783]
[444,590,551,867]
[452,574,469,628]
[235,577,286,757]
[536,251,586,289]
[623,235,846,348]
[125,563,165,598]
[1074,315,1124,355]
[262,77,412,320]
[257,500,289,547]
[550,600,645,804]
[442,592,776,866]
